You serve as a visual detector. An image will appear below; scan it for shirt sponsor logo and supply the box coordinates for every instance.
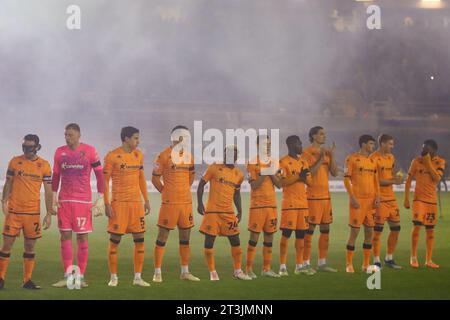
[61,162,85,170]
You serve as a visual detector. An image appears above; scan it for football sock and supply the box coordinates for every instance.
[426,228,435,263]
[303,233,312,262]
[179,241,190,269]
[387,230,399,257]
[154,241,166,269]
[23,252,35,283]
[295,239,304,265]
[133,239,145,274]
[231,246,242,271]
[0,251,11,279]
[246,241,257,272]
[411,225,421,258]
[76,239,88,276]
[318,232,329,261]
[60,239,73,275]
[280,236,289,265]
[262,242,272,272]
[108,239,119,275]
[204,248,215,272]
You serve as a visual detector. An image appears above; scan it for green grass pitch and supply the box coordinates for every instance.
[0,192,449,300]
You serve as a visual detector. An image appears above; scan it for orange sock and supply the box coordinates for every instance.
[108,239,119,274]
[246,241,257,272]
[179,241,190,267]
[426,228,435,263]
[204,248,215,272]
[23,253,35,283]
[0,251,11,280]
[363,243,372,268]
[154,241,166,269]
[303,232,312,262]
[280,236,289,265]
[372,227,382,258]
[387,230,400,256]
[262,242,273,272]
[318,231,329,260]
[411,225,421,258]
[295,238,304,265]
[133,239,145,274]
[346,245,355,266]
[231,245,242,271]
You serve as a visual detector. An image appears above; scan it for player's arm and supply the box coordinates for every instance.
[103,153,113,218]
[151,154,164,193]
[51,151,61,211]
[307,150,324,175]
[42,181,54,230]
[1,166,14,215]
[139,162,150,215]
[248,164,265,189]
[234,187,242,222]
[344,156,359,209]
[279,161,300,187]
[269,174,282,189]
[189,165,195,186]
[423,154,443,183]
[404,159,416,209]
[373,168,381,208]
[328,142,339,177]
[196,178,207,215]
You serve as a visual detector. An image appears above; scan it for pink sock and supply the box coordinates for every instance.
[77,239,89,276]
[61,239,73,275]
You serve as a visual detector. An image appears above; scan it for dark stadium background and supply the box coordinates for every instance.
[1,0,449,178]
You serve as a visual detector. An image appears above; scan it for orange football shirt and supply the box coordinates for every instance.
[152,146,194,205]
[370,151,396,201]
[247,157,277,209]
[301,146,331,199]
[408,156,445,203]
[202,163,244,214]
[6,155,52,214]
[279,155,310,210]
[344,153,378,199]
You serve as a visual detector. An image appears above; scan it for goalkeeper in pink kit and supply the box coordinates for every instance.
[52,123,105,288]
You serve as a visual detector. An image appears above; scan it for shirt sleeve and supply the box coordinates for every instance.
[152,153,164,176]
[436,158,445,178]
[246,164,259,182]
[103,152,114,177]
[278,159,288,179]
[235,172,244,190]
[407,159,417,178]
[202,164,215,182]
[344,155,354,178]
[43,161,52,183]
[90,147,102,170]
[6,159,15,178]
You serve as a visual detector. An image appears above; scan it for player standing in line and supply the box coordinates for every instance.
[0,135,53,289]
[344,135,380,273]
[197,146,252,281]
[104,126,151,286]
[278,135,315,276]
[301,126,338,273]
[370,134,404,269]
[52,124,105,288]
[404,140,445,268]
[245,135,281,279]
[151,125,199,283]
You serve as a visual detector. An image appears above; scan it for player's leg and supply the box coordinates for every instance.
[346,227,360,273]
[317,223,337,272]
[132,232,150,286]
[0,234,16,288]
[245,231,260,278]
[76,233,89,287]
[411,201,424,268]
[228,234,251,280]
[384,220,402,269]
[279,228,292,276]
[203,234,218,280]
[22,237,40,289]
[372,223,384,268]
[362,225,374,271]
[425,225,438,268]
[52,230,74,287]
[178,227,200,281]
[303,224,315,269]
[295,211,315,275]
[261,232,279,277]
[108,233,121,286]
[153,226,170,282]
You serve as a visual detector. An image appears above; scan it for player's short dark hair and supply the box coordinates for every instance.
[423,139,438,151]
[23,134,40,146]
[65,123,80,132]
[286,135,301,146]
[378,134,394,145]
[121,126,140,142]
[308,126,324,143]
[171,125,189,133]
[359,134,376,147]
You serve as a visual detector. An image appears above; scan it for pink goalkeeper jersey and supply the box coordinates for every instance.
[53,143,102,203]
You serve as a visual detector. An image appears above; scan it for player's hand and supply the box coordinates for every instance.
[299,169,309,183]
[197,203,205,215]
[403,198,410,209]
[350,196,360,209]
[91,195,105,217]
[42,213,52,230]
[144,200,151,216]
[105,204,114,219]
[319,147,326,159]
[2,200,9,216]
[236,213,242,223]
[329,141,336,154]
[374,197,380,209]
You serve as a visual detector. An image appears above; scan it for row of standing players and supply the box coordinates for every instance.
[0,124,446,289]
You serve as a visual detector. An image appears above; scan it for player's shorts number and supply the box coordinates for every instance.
[77,217,87,229]
[228,221,238,230]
